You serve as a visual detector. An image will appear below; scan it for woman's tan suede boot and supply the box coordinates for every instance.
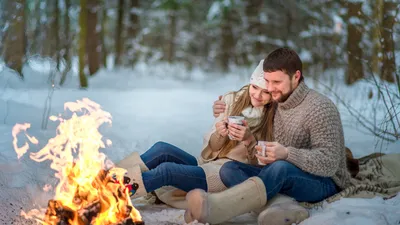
[184,177,267,224]
[124,165,147,199]
[117,152,149,172]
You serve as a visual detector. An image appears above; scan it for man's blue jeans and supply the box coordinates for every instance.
[219,160,338,203]
[139,141,208,192]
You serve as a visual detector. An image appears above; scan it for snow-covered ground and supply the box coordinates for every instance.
[0,61,399,225]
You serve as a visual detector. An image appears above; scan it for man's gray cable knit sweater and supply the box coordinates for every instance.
[275,81,352,190]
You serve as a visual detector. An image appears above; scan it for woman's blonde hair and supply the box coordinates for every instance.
[218,85,276,157]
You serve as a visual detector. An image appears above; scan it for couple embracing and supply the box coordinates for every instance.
[116,47,351,225]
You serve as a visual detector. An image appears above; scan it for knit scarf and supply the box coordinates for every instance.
[201,91,264,154]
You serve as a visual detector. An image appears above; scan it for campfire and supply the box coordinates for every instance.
[12,98,144,225]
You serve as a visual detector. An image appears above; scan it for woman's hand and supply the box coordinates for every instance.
[227,120,253,141]
[215,118,229,137]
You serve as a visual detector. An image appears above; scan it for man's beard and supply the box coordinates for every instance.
[276,91,292,102]
[274,83,294,103]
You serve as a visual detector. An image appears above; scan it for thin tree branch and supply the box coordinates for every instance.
[313,78,397,142]
[384,84,400,131]
[366,63,398,136]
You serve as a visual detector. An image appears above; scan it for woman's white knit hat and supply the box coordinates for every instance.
[249,60,266,89]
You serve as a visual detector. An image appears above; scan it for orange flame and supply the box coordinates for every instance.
[13,98,142,225]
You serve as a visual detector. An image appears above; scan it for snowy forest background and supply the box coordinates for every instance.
[0,0,398,85]
[1,0,400,145]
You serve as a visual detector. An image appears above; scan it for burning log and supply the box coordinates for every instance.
[123,205,133,218]
[44,200,75,225]
[110,218,145,225]
[78,200,101,225]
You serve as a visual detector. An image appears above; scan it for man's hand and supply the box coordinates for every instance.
[227,120,253,141]
[215,118,229,137]
[213,95,226,118]
[255,142,288,165]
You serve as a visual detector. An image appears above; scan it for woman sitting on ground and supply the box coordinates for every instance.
[115,60,276,205]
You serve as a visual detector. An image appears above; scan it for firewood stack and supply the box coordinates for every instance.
[43,169,144,225]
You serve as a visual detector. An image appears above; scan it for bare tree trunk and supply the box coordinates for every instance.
[55,0,61,70]
[60,0,71,86]
[3,0,26,77]
[42,0,57,58]
[127,0,140,65]
[220,13,235,72]
[380,0,397,83]
[41,0,50,56]
[87,0,101,75]
[370,0,384,74]
[65,0,71,62]
[166,11,177,63]
[114,0,125,66]
[284,3,294,47]
[346,2,364,84]
[244,0,263,63]
[100,0,108,67]
[79,0,89,88]
[29,0,42,55]
[38,1,47,56]
[0,3,4,53]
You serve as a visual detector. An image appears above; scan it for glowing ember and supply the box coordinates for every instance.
[13,98,143,225]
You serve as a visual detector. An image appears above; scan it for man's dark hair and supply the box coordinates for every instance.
[263,47,303,82]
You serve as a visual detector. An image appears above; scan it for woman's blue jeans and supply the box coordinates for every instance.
[219,160,338,203]
[139,141,208,192]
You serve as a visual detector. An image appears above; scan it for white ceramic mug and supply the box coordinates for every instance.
[257,141,267,165]
[227,116,244,140]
